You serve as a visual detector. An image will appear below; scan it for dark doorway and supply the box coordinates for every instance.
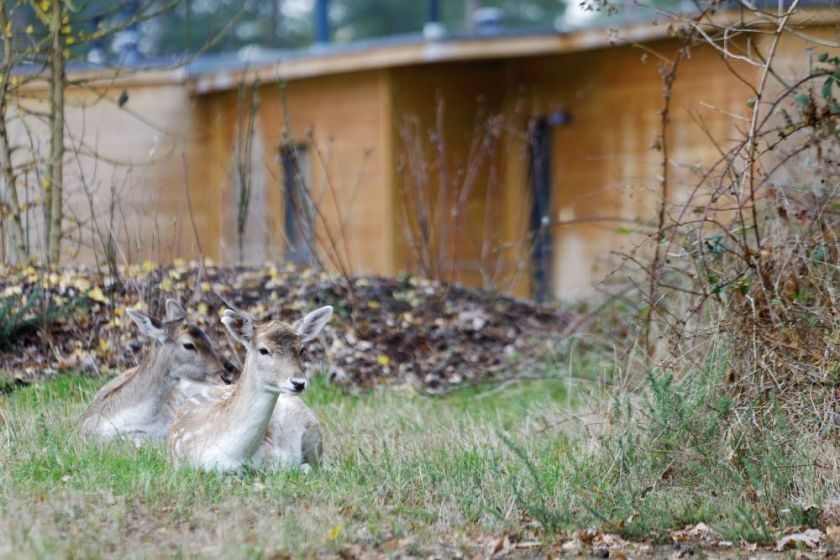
[281,145,314,265]
[529,117,552,301]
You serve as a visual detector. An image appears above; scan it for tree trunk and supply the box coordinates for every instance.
[0,0,27,263]
[46,0,64,264]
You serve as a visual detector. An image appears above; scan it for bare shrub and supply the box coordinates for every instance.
[395,96,536,292]
[589,0,840,525]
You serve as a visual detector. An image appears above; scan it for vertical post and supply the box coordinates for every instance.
[0,0,28,263]
[427,0,440,23]
[424,0,445,39]
[465,0,481,32]
[314,0,330,44]
[46,0,65,264]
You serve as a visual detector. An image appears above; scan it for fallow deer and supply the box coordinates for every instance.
[81,299,225,442]
[168,305,332,472]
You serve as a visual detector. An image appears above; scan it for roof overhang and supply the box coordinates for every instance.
[189,7,840,94]
[19,7,840,95]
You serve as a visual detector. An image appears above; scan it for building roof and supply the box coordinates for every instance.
[189,21,667,94]
[186,6,840,94]
[21,7,838,94]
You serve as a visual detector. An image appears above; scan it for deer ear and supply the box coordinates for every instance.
[165,299,186,322]
[126,309,167,342]
[221,309,255,348]
[295,305,333,343]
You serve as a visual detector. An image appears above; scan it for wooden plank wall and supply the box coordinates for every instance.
[7,81,213,265]
[389,60,508,289]
[5,25,832,303]
[503,39,758,299]
[195,70,393,274]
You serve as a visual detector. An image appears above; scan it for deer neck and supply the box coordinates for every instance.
[112,344,179,413]
[215,365,279,460]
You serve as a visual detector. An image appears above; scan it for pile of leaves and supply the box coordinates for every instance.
[0,262,574,391]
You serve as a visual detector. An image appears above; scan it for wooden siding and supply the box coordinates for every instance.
[389,61,508,288]
[4,18,833,301]
[503,39,758,298]
[200,70,393,273]
[7,82,213,264]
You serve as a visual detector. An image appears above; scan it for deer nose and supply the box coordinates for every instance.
[291,378,306,393]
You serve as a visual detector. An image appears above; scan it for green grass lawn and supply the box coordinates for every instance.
[2,366,833,558]
[0,373,587,558]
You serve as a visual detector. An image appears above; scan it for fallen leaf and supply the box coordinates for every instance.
[326,524,343,540]
[776,529,822,551]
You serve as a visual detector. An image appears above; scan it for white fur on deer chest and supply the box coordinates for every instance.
[173,389,276,472]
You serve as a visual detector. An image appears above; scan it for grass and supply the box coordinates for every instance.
[1,358,835,558]
[0,372,588,558]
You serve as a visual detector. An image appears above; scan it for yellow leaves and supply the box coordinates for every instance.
[71,277,90,292]
[326,524,343,540]
[39,0,50,12]
[366,300,379,309]
[197,303,209,317]
[21,265,38,281]
[87,286,108,304]
[173,257,185,268]
[65,36,75,46]
[98,337,111,356]
[2,285,22,297]
[401,312,414,326]
[161,277,173,292]
[250,303,267,318]
[60,25,71,35]
[41,178,51,191]
[377,354,390,367]
[62,49,70,59]
[142,260,155,273]
[200,282,211,293]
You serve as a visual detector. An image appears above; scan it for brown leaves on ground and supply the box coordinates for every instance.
[776,528,822,551]
[0,262,573,390]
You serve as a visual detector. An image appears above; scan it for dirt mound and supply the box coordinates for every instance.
[0,263,574,391]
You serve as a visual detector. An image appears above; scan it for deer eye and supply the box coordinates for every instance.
[258,347,270,356]
[182,342,196,351]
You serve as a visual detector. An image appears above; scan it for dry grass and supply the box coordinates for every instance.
[1,345,836,558]
[0,373,587,558]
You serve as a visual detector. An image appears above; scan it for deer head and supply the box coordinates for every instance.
[125,299,225,384]
[221,305,332,395]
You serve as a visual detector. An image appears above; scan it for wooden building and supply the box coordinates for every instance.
[9,10,837,299]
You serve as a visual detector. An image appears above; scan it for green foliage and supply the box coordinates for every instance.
[0,288,42,349]
[499,354,831,541]
[497,429,568,531]
[0,288,87,350]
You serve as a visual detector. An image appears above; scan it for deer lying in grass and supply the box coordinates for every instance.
[81,300,225,442]
[168,305,332,472]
